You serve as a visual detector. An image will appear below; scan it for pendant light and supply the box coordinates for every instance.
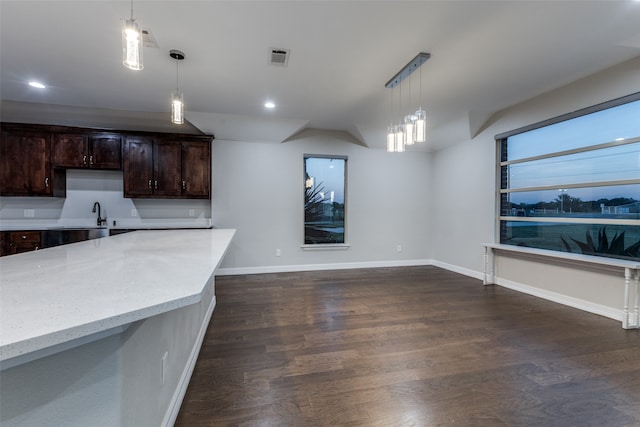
[395,85,405,152]
[386,86,396,152]
[387,124,396,152]
[122,0,143,71]
[170,50,185,125]
[395,124,405,152]
[414,108,426,143]
[414,59,427,143]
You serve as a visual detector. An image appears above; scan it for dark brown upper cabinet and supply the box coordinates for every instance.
[181,139,211,198]
[53,133,122,170]
[1,122,211,200]
[123,136,211,199]
[0,124,65,197]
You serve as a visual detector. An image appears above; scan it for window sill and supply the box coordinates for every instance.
[301,243,350,251]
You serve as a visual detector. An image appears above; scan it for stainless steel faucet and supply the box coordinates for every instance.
[92,202,107,227]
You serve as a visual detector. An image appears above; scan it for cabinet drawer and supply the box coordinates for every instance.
[9,231,41,243]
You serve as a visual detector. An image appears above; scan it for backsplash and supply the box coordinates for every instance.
[0,169,211,228]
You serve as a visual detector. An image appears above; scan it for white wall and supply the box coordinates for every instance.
[211,134,431,273]
[430,55,640,318]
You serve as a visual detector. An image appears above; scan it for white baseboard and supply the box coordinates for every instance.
[495,277,622,322]
[216,259,433,276]
[430,261,623,322]
[430,259,484,281]
[162,295,217,427]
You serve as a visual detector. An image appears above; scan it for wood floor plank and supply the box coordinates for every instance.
[175,266,640,426]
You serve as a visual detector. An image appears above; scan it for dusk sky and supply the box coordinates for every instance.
[506,99,639,205]
[305,157,345,204]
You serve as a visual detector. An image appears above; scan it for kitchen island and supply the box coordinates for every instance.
[0,228,235,427]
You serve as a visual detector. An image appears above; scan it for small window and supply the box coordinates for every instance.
[304,155,347,245]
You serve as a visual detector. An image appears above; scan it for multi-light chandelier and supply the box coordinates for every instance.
[385,52,430,152]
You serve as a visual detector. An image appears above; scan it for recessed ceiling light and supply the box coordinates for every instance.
[28,81,46,89]
[264,101,275,109]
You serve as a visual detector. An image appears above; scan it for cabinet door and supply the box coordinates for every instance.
[0,232,8,257]
[154,141,182,197]
[181,140,210,198]
[91,134,122,170]
[0,130,30,194]
[0,129,52,196]
[123,136,154,197]
[53,134,87,168]
[29,135,53,195]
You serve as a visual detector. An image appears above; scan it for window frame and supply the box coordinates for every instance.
[302,154,349,249]
[495,92,640,260]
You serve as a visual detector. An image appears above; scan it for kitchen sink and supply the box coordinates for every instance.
[41,228,109,248]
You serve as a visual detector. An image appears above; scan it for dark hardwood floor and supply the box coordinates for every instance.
[175,266,640,426]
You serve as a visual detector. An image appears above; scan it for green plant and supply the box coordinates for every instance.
[561,227,640,259]
[304,181,325,224]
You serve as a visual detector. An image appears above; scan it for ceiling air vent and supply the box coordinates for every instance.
[141,29,159,48]
[269,48,290,67]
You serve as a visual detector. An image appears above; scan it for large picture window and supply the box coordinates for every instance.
[496,94,640,261]
[304,155,346,245]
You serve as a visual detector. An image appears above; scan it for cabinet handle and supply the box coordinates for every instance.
[22,235,27,240]
[182,180,186,190]
[83,155,87,165]
[154,180,158,189]
[45,177,49,188]
[148,179,152,189]
[89,155,94,165]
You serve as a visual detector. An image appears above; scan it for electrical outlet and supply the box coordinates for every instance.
[162,352,168,385]
[396,245,402,252]
[276,248,281,257]
[131,209,137,217]
[189,209,195,217]
[23,209,35,218]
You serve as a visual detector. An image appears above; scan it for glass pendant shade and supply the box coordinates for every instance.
[387,125,396,152]
[404,115,415,145]
[171,91,184,125]
[395,124,405,153]
[122,19,143,71]
[414,108,426,143]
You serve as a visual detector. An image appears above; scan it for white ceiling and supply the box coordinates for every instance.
[2,1,640,150]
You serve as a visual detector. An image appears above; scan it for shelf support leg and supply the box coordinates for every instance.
[634,269,639,329]
[623,267,631,329]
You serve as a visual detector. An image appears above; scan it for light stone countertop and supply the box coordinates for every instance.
[0,218,213,231]
[0,228,235,364]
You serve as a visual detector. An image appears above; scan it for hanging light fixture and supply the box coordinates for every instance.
[395,124,405,152]
[122,0,143,71]
[387,86,396,152]
[395,84,405,152]
[387,124,396,152]
[384,52,430,150]
[414,59,427,143]
[404,74,415,145]
[414,108,426,143]
[169,49,185,125]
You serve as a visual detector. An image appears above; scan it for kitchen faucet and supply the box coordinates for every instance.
[92,202,107,227]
